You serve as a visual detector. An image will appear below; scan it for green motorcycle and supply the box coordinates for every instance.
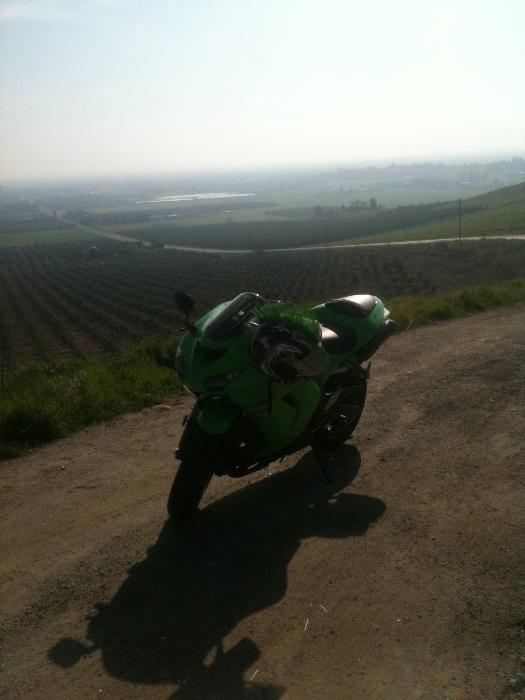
[170,290,395,523]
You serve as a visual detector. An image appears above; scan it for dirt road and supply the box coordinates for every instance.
[1,307,524,699]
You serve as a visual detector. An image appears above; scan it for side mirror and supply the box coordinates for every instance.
[174,290,196,331]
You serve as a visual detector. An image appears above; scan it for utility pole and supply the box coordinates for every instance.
[458,198,462,250]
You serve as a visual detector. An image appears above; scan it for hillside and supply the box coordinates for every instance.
[469,180,525,207]
[345,181,525,245]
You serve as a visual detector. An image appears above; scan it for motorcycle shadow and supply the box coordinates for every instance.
[49,445,385,699]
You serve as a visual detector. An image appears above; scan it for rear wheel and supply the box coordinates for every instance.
[167,428,216,524]
[316,372,367,450]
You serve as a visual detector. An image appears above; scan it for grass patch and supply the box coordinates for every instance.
[387,278,525,330]
[337,184,525,245]
[0,228,90,247]
[0,337,182,459]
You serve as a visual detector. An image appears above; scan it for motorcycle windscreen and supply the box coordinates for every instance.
[203,292,266,342]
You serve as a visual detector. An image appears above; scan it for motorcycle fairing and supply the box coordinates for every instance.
[191,378,321,458]
[176,292,391,468]
[253,379,321,457]
[195,396,241,434]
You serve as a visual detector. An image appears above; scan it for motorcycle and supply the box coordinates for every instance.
[169,290,395,523]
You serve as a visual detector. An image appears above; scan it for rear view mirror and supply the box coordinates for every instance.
[174,290,196,332]
[174,290,195,317]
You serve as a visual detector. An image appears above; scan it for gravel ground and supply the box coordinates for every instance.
[1,306,524,699]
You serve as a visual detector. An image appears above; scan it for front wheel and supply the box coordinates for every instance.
[167,427,216,524]
[316,371,367,450]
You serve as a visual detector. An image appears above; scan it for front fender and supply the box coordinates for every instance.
[195,397,241,434]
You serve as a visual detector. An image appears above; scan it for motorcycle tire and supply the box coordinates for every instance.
[167,427,215,524]
[316,373,367,450]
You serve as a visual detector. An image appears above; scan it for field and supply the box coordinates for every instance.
[0,228,90,248]
[83,181,525,251]
[4,161,524,253]
[0,206,90,248]
[2,173,525,376]
[1,236,525,371]
[337,181,525,245]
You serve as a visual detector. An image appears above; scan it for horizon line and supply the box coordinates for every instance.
[3,151,525,187]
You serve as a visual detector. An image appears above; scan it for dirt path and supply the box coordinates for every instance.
[1,307,524,699]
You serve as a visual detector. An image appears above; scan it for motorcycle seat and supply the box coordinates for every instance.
[321,325,356,354]
[325,294,376,318]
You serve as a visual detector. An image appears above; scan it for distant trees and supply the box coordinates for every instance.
[314,200,371,219]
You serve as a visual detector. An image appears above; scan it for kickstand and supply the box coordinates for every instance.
[310,441,332,484]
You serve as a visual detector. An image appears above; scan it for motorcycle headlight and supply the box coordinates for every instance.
[203,370,242,391]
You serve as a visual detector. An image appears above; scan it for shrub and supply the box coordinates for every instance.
[0,337,183,458]
[0,404,61,445]
[388,278,525,330]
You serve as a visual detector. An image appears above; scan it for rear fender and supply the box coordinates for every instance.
[355,319,396,362]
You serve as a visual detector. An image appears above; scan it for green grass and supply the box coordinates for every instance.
[101,207,286,233]
[256,185,501,209]
[2,277,524,460]
[0,337,182,459]
[0,228,91,248]
[387,278,525,330]
[338,182,525,245]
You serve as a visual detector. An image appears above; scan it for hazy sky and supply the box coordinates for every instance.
[1,0,524,181]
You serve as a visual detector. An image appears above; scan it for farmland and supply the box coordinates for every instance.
[1,236,525,370]
[1,164,525,374]
[0,228,89,248]
[0,205,90,248]
[4,160,524,251]
[336,181,525,245]
[56,181,523,252]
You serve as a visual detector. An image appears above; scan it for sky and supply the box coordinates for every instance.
[1,0,524,181]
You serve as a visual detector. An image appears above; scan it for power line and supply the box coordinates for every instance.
[458,198,462,250]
